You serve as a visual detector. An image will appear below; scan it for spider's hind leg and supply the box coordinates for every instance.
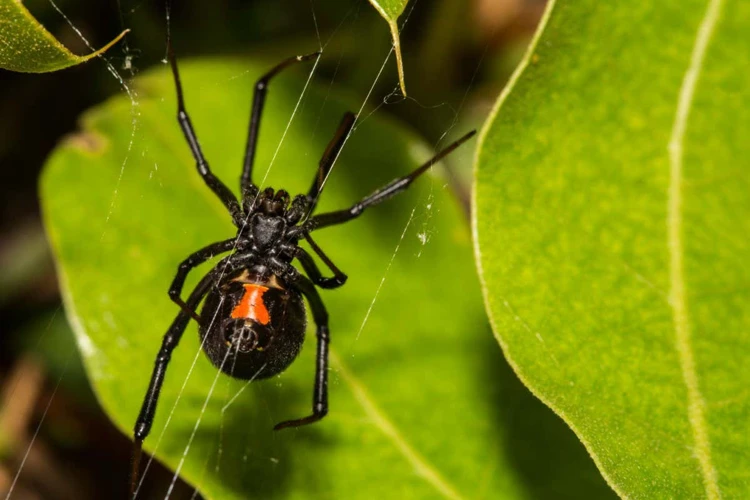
[130,255,238,497]
[273,274,330,430]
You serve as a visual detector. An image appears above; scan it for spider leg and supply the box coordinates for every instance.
[293,247,346,289]
[274,274,330,430]
[169,238,237,322]
[306,130,476,231]
[306,112,356,213]
[241,52,321,196]
[290,233,347,288]
[130,255,238,497]
[167,41,243,225]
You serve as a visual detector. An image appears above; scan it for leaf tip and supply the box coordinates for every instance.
[84,29,130,62]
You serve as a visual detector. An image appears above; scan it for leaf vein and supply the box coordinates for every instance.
[331,350,463,500]
[667,0,724,497]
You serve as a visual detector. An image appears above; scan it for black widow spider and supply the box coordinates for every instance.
[129,44,474,495]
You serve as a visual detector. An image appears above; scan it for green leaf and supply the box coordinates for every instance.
[0,0,127,73]
[42,59,613,498]
[367,0,408,96]
[474,0,749,498]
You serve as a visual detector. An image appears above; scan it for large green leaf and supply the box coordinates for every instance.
[42,59,613,498]
[0,0,127,72]
[367,0,408,96]
[475,0,749,498]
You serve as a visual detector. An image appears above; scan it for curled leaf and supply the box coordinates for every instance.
[0,0,127,73]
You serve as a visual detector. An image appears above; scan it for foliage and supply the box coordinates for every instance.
[0,0,126,72]
[474,0,749,498]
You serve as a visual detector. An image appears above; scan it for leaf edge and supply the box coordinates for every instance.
[469,0,624,498]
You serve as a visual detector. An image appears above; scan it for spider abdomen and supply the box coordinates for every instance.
[199,268,306,380]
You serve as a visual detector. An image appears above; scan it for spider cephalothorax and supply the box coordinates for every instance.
[243,186,309,223]
[129,42,474,496]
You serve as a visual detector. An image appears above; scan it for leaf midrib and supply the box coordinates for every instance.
[667,0,724,497]
[331,350,464,500]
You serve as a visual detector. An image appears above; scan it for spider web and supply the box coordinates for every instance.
[4,0,483,497]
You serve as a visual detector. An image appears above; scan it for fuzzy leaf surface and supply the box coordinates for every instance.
[474,0,750,498]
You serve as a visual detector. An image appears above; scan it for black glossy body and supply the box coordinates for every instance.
[200,266,306,380]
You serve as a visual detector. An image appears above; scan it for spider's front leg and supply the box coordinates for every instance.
[306,111,356,212]
[306,130,477,231]
[241,51,321,194]
[167,43,243,224]
[274,273,330,430]
[168,238,237,322]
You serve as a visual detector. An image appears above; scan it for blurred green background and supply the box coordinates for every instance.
[0,0,545,497]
